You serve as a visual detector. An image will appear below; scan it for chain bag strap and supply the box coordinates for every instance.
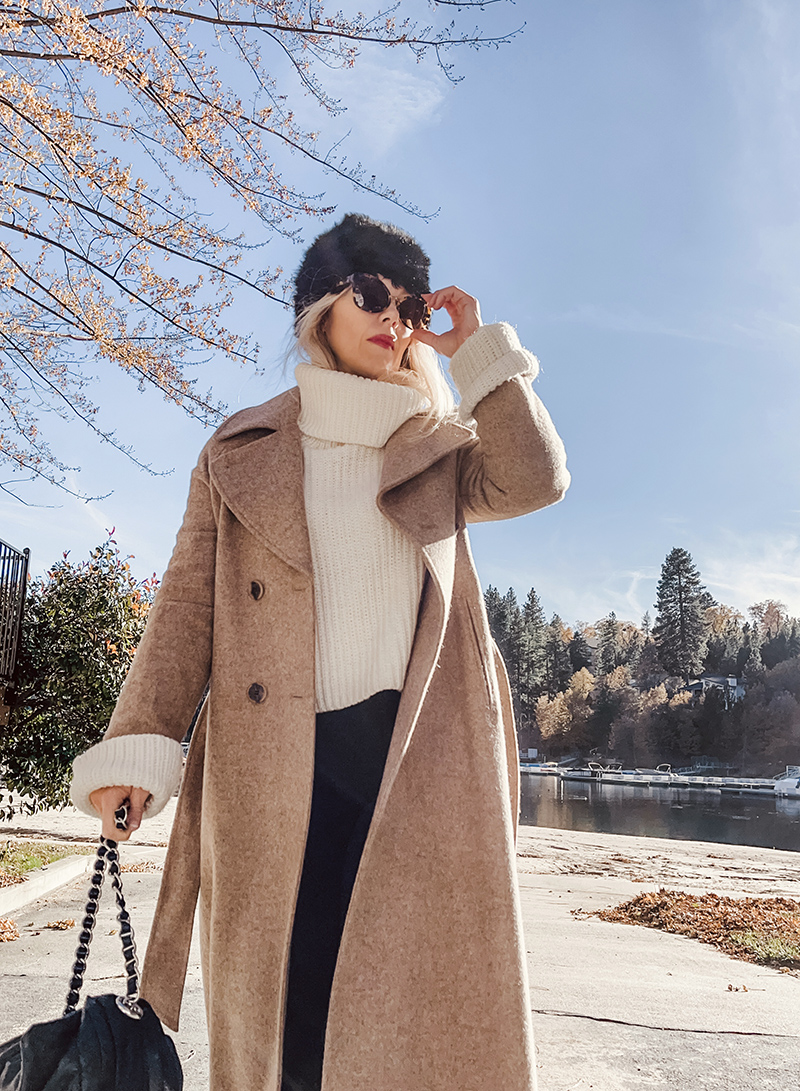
[63,836,143,1020]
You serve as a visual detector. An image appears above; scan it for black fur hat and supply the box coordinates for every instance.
[293,213,430,319]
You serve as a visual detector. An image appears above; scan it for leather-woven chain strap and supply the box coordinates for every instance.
[64,836,143,1019]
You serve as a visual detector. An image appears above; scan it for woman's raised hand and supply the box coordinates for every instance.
[89,784,151,841]
[413,286,482,359]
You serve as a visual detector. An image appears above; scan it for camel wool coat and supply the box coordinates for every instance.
[103,364,569,1091]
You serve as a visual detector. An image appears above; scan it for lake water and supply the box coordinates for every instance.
[519,773,800,852]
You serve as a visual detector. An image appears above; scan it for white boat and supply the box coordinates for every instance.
[560,764,603,781]
[774,766,800,798]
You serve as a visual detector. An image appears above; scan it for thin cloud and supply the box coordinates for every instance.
[479,560,657,629]
[313,55,447,158]
[700,533,800,616]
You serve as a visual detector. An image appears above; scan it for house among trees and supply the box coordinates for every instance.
[685,674,746,709]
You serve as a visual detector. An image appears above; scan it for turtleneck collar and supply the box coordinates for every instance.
[295,363,427,449]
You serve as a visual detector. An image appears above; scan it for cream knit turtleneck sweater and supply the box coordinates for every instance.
[295,363,427,712]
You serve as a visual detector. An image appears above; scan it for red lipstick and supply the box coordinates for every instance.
[368,335,395,350]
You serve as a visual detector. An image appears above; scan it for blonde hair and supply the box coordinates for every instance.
[292,291,455,423]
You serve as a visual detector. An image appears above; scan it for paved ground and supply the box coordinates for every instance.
[516,827,800,1090]
[0,796,177,847]
[1,806,798,1090]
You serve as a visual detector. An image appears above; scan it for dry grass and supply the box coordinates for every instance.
[0,840,92,887]
[594,889,800,973]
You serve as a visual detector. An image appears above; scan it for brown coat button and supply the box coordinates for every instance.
[248,683,266,704]
[250,581,264,600]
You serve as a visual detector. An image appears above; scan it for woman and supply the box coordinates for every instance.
[70,213,570,1091]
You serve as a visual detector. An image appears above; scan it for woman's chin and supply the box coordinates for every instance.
[341,357,400,380]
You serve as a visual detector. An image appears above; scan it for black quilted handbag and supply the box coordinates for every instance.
[0,837,183,1091]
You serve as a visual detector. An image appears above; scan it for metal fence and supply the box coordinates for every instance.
[0,538,29,694]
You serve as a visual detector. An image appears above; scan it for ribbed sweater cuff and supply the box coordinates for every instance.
[448,322,539,419]
[70,734,184,819]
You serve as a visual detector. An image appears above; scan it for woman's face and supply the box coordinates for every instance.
[324,274,415,379]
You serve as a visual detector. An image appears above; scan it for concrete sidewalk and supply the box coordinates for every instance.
[0,796,178,847]
[1,807,798,1090]
[516,827,800,1091]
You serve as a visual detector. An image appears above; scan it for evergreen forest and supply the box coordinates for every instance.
[485,547,800,776]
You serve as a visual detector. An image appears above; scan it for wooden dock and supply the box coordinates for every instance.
[520,763,778,795]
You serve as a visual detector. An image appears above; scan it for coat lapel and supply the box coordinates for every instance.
[366,416,476,833]
[208,389,312,576]
[379,414,475,532]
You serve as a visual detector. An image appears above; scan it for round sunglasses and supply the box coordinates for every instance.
[339,272,431,330]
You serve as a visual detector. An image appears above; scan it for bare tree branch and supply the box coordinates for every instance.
[0,0,518,495]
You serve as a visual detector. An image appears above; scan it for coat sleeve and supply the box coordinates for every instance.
[449,323,570,523]
[70,446,218,818]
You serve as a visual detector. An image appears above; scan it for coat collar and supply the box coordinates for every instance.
[214,386,300,439]
[208,387,475,575]
[380,412,475,497]
[209,389,313,576]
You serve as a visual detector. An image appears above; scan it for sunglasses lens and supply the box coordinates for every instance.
[398,297,430,330]
[349,273,430,329]
[350,274,391,314]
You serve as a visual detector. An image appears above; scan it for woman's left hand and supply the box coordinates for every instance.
[413,286,482,358]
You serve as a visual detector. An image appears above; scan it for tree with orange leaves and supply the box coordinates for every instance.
[0,1,517,496]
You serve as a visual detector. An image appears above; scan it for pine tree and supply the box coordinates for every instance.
[483,586,527,720]
[543,613,573,697]
[621,623,645,671]
[738,622,763,681]
[632,637,664,690]
[760,615,800,670]
[483,586,508,651]
[789,622,800,660]
[523,587,546,638]
[652,547,709,682]
[502,588,526,709]
[522,587,548,700]
[568,627,593,673]
[597,611,623,675]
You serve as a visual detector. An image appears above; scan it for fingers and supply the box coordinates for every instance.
[412,327,461,359]
[88,784,150,841]
[98,786,133,841]
[417,285,482,357]
[412,327,444,349]
[422,285,477,311]
[127,786,151,833]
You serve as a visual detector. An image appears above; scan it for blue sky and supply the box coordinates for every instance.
[3,0,799,628]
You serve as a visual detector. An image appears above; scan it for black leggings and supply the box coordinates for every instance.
[280,689,401,1091]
